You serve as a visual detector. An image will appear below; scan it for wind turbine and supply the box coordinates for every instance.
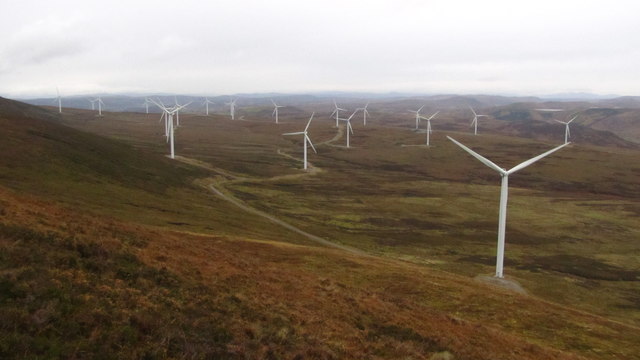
[143,97,152,114]
[330,100,347,127]
[409,105,425,130]
[225,98,237,120]
[419,111,439,146]
[150,99,188,159]
[271,99,284,124]
[447,136,569,278]
[338,110,357,148]
[174,97,192,127]
[555,115,578,144]
[89,98,96,110]
[202,97,215,116]
[283,113,317,170]
[53,87,62,113]
[356,102,371,126]
[92,97,104,116]
[469,106,488,135]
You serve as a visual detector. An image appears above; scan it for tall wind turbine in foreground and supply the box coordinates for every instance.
[555,115,578,144]
[409,105,425,130]
[283,113,317,170]
[447,136,569,278]
[420,111,439,146]
[150,99,188,159]
[338,110,357,148]
[330,100,347,127]
[203,97,215,116]
[356,102,370,126]
[271,100,284,124]
[469,106,488,135]
[226,98,237,120]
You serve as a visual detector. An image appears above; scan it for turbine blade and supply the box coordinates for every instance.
[418,105,424,113]
[348,121,354,134]
[447,136,506,175]
[507,143,569,175]
[272,108,277,116]
[304,112,315,132]
[348,109,358,121]
[306,135,317,153]
[554,120,566,124]
[283,132,305,136]
[469,106,477,116]
[567,125,571,138]
[567,115,578,123]
[428,111,440,120]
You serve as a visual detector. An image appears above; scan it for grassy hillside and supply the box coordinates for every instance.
[1,99,639,358]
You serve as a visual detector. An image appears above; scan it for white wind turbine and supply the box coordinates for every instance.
[143,97,152,114]
[202,97,215,116]
[409,105,425,130]
[356,102,371,126]
[338,110,357,148]
[173,97,192,127]
[469,106,488,135]
[330,100,347,127]
[150,99,188,159]
[271,99,284,124]
[53,87,62,113]
[92,97,105,116]
[225,98,237,120]
[555,115,578,144]
[283,113,317,170]
[89,98,96,110]
[447,136,569,278]
[419,111,439,146]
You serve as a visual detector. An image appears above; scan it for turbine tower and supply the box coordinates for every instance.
[447,136,569,278]
[330,100,347,127]
[338,110,357,148]
[419,111,439,146]
[283,113,317,170]
[150,99,188,159]
[555,115,578,144]
[271,99,284,124]
[54,87,62,113]
[92,97,105,116]
[356,102,370,126]
[225,98,237,120]
[409,105,425,130]
[203,97,215,116]
[469,106,488,135]
[143,97,152,114]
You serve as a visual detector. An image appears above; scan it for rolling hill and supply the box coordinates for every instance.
[1,97,639,359]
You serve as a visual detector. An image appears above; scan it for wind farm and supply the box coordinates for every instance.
[1,0,640,358]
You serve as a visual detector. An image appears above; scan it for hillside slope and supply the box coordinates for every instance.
[1,98,639,359]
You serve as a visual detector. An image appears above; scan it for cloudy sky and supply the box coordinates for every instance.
[1,0,638,98]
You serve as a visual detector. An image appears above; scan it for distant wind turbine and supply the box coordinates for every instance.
[53,87,62,113]
[89,98,96,110]
[419,111,439,146]
[92,97,104,116]
[271,99,284,124]
[338,110,357,148]
[150,99,188,159]
[174,97,192,127]
[447,136,569,278]
[226,98,237,120]
[283,113,317,170]
[143,97,152,114]
[409,105,425,130]
[555,115,578,144]
[202,97,215,116]
[330,100,347,127]
[356,102,370,126]
[469,106,488,135]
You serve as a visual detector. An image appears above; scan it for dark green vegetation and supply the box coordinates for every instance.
[1,97,639,359]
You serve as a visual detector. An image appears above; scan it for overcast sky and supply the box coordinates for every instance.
[1,0,638,98]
